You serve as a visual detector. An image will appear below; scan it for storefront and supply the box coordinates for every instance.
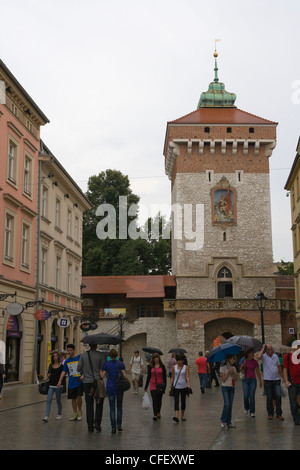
[5,315,22,382]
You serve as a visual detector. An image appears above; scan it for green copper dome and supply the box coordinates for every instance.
[198,52,236,108]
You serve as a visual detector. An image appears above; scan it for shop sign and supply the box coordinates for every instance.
[6,302,23,316]
[34,309,50,321]
[57,317,70,328]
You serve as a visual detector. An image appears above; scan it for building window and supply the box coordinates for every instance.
[74,216,79,243]
[42,187,48,218]
[204,127,210,133]
[75,267,79,296]
[249,128,254,133]
[67,263,72,294]
[4,213,14,261]
[67,209,72,237]
[41,248,47,284]
[23,156,32,196]
[217,267,233,298]
[21,223,30,268]
[55,199,61,228]
[8,141,17,184]
[227,127,232,133]
[56,256,60,289]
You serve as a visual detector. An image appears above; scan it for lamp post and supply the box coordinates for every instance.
[118,314,125,358]
[255,290,268,344]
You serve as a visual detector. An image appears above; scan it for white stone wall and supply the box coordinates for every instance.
[172,172,275,299]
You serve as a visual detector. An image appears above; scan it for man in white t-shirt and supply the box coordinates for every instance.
[257,344,284,420]
[129,350,144,393]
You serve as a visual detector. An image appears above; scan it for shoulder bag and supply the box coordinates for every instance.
[116,363,131,392]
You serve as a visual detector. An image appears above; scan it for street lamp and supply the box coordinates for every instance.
[118,314,125,358]
[255,290,268,344]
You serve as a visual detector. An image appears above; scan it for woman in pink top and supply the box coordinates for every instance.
[144,353,167,421]
[240,349,262,417]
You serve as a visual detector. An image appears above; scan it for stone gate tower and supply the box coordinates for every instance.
[163,49,282,355]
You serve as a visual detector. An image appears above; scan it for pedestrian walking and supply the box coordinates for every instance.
[0,362,6,398]
[283,340,300,425]
[144,353,167,421]
[129,350,144,393]
[195,351,209,393]
[57,344,83,421]
[220,354,238,429]
[210,362,220,387]
[169,353,191,422]
[42,351,63,422]
[240,348,262,417]
[167,353,177,379]
[257,344,284,420]
[77,344,106,433]
[101,348,129,433]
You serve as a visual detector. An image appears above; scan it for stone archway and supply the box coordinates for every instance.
[205,318,254,350]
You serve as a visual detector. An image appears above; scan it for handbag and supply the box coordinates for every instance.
[154,367,165,393]
[138,373,143,388]
[116,363,131,392]
[38,381,50,395]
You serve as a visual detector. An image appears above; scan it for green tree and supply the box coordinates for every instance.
[82,171,171,276]
[276,260,294,275]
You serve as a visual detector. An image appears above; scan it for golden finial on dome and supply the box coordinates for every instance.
[214,39,220,57]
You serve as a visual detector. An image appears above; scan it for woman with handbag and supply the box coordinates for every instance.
[101,349,129,433]
[144,353,167,421]
[42,351,64,422]
[169,354,191,422]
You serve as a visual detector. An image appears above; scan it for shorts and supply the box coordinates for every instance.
[67,384,84,400]
[132,373,140,381]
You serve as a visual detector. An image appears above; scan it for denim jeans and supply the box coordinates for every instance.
[83,383,104,430]
[221,386,235,425]
[242,378,257,414]
[264,380,282,417]
[198,373,207,390]
[287,383,300,424]
[108,392,123,429]
[46,386,62,417]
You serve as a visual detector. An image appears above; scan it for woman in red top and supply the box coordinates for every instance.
[144,353,167,421]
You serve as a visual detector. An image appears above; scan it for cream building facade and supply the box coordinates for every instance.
[285,137,300,339]
[36,142,92,379]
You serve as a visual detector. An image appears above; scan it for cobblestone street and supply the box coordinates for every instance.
[0,375,299,452]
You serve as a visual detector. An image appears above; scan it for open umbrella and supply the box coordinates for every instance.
[168,348,187,354]
[142,346,163,355]
[81,332,124,345]
[272,344,291,354]
[207,343,241,363]
[225,335,263,353]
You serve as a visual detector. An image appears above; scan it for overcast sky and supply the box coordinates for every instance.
[1,0,300,262]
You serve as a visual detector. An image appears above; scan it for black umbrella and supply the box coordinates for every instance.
[81,332,124,345]
[168,348,187,354]
[225,335,263,353]
[142,346,163,355]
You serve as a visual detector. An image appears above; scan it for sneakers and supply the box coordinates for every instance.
[69,413,78,421]
[56,415,62,420]
[77,411,82,421]
[42,416,49,422]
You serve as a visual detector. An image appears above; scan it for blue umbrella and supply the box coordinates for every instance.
[207,343,241,363]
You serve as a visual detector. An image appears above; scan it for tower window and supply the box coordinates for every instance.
[249,127,254,133]
[204,127,210,133]
[223,232,226,241]
[217,267,233,298]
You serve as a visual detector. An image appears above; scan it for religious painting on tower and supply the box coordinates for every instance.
[212,187,236,224]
